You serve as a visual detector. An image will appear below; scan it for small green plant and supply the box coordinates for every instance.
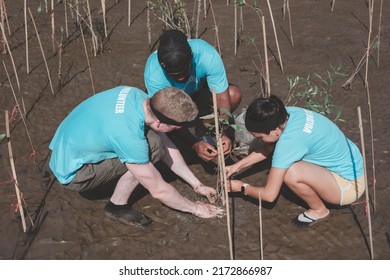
[285,64,347,123]
[148,0,192,37]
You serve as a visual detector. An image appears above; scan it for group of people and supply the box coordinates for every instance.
[49,29,364,230]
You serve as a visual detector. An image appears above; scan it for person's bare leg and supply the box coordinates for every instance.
[228,84,242,112]
[284,161,341,219]
[109,170,139,205]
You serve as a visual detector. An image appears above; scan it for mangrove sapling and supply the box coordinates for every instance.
[285,64,347,123]
[148,0,191,37]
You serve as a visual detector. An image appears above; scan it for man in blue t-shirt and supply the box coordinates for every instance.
[49,86,223,228]
[144,29,242,162]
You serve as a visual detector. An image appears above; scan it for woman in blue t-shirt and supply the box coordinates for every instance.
[226,95,365,228]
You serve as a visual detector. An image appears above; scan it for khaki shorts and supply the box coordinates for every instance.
[65,129,165,192]
[331,172,365,205]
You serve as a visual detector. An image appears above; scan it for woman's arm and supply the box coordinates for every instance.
[226,142,275,177]
[229,167,287,203]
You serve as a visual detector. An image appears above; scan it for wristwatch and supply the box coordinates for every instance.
[241,183,249,195]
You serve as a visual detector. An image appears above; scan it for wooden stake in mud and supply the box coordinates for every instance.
[79,19,96,95]
[258,191,264,260]
[128,0,131,27]
[28,7,55,96]
[64,0,69,37]
[86,0,98,56]
[5,110,27,233]
[212,87,234,260]
[365,0,374,88]
[262,16,270,97]
[364,81,377,211]
[51,0,55,53]
[234,4,237,55]
[331,0,335,11]
[266,0,284,73]
[24,0,29,73]
[208,0,221,55]
[377,0,383,68]
[357,106,374,260]
[147,1,151,49]
[2,61,36,155]
[0,22,26,115]
[101,0,108,37]
[286,0,294,47]
[195,0,201,38]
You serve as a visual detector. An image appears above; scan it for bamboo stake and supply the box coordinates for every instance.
[195,0,201,38]
[0,23,26,115]
[240,7,243,32]
[331,0,335,11]
[364,82,377,211]
[376,0,383,68]
[365,0,374,87]
[266,0,284,73]
[262,16,270,97]
[357,106,374,260]
[287,0,294,47]
[5,110,27,233]
[86,0,97,56]
[64,0,69,37]
[341,34,378,90]
[212,87,233,260]
[147,1,151,49]
[1,0,10,35]
[51,0,55,53]
[258,191,264,260]
[0,0,4,53]
[282,0,286,20]
[234,4,237,55]
[208,0,221,55]
[28,7,55,96]
[101,0,107,37]
[128,0,131,27]
[2,61,36,155]
[79,19,95,95]
[24,0,29,74]
[203,0,207,19]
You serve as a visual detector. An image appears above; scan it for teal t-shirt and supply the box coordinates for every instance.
[272,107,363,180]
[49,86,149,184]
[144,39,229,96]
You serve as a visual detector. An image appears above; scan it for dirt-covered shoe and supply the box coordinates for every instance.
[104,202,153,229]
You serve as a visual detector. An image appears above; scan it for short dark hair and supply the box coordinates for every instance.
[157,29,192,74]
[245,95,289,134]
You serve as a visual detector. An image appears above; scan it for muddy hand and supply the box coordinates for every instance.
[192,201,225,218]
[194,184,217,203]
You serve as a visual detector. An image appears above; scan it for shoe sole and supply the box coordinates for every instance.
[104,211,154,229]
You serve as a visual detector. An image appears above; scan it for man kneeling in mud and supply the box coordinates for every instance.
[49,86,223,228]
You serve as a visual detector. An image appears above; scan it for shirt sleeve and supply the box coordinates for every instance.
[272,138,308,169]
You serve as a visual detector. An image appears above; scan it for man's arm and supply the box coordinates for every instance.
[159,132,217,203]
[126,162,222,218]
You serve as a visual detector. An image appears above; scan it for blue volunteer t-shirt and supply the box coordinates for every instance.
[144,39,229,96]
[49,86,149,184]
[272,107,363,180]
